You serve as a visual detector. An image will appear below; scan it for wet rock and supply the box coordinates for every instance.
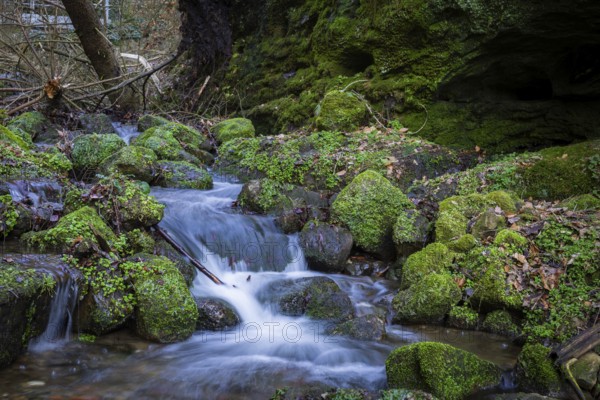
[327,314,385,341]
[74,281,133,336]
[79,113,116,135]
[132,125,202,166]
[0,259,55,368]
[153,238,195,286]
[386,342,502,399]
[137,114,170,132]
[154,160,213,190]
[212,117,255,144]
[275,208,307,234]
[482,310,520,337]
[447,305,479,330]
[267,276,354,322]
[345,255,388,277]
[195,298,240,330]
[571,352,600,391]
[392,210,432,259]
[100,145,158,182]
[299,221,353,273]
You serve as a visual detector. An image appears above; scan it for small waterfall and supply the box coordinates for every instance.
[112,122,140,144]
[6,180,63,209]
[29,273,78,351]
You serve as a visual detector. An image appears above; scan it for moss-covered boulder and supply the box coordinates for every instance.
[494,229,528,247]
[153,238,195,286]
[269,276,354,321]
[212,117,255,144]
[447,234,478,253]
[8,111,58,143]
[94,177,164,230]
[0,261,55,368]
[448,305,479,330]
[23,206,118,254]
[331,170,414,258]
[392,273,461,324]
[0,124,32,149]
[195,298,240,331]
[79,113,116,135]
[400,242,453,289]
[132,126,200,165]
[100,145,158,182]
[327,314,386,341]
[133,255,198,343]
[71,133,126,177]
[238,178,289,214]
[571,352,600,391]
[515,343,562,395]
[137,114,170,132]
[560,194,600,210]
[154,160,213,190]
[393,210,432,258]
[315,90,368,131]
[481,310,520,337]
[471,208,507,240]
[0,194,18,238]
[299,221,353,273]
[386,342,502,400]
[435,210,469,244]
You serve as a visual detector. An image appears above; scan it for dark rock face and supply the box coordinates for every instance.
[327,314,386,341]
[79,113,116,135]
[265,276,354,322]
[299,221,353,273]
[195,298,240,330]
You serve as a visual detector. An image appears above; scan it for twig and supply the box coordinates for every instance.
[7,92,44,115]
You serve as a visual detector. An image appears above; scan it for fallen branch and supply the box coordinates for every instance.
[152,224,225,285]
[553,323,600,364]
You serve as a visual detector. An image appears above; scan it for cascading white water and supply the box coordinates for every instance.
[111,122,140,145]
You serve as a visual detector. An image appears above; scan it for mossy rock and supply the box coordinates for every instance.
[23,206,118,254]
[494,229,528,248]
[447,234,478,253]
[386,342,502,400]
[133,255,198,343]
[515,343,562,395]
[8,111,57,143]
[212,118,255,144]
[522,141,599,200]
[435,209,468,244]
[560,194,600,210]
[137,114,170,132]
[0,194,18,238]
[0,261,55,368]
[315,90,368,132]
[485,191,518,214]
[0,125,32,149]
[154,160,213,190]
[448,305,479,330]
[471,208,506,240]
[71,133,126,177]
[331,170,414,258]
[481,310,520,337]
[121,228,155,255]
[379,389,437,400]
[195,298,240,331]
[238,178,290,214]
[0,136,69,180]
[100,145,158,182]
[400,242,453,289]
[79,113,116,135]
[392,273,461,324]
[271,276,354,321]
[570,352,600,391]
[393,210,432,258]
[299,221,353,273]
[95,177,164,231]
[132,126,200,165]
[327,314,386,341]
[439,193,490,218]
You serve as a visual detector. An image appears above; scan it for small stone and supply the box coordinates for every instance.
[571,352,600,391]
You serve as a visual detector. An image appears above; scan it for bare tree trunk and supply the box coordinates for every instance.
[61,0,136,111]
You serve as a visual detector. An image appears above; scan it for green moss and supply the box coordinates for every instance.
[0,195,18,237]
[560,194,600,210]
[7,111,46,138]
[71,133,126,176]
[386,342,501,400]
[435,210,468,243]
[393,273,461,324]
[485,191,518,213]
[400,243,453,289]
[212,118,255,144]
[439,193,489,218]
[155,160,213,189]
[132,126,188,162]
[100,145,158,182]
[0,124,31,149]
[379,389,437,400]
[133,255,198,343]
[118,229,155,256]
[0,264,48,303]
[315,90,368,131]
[137,114,170,132]
[481,310,519,336]
[23,206,118,253]
[448,305,479,330]
[493,229,527,248]
[447,234,478,253]
[392,212,419,245]
[331,170,414,255]
[522,141,598,200]
[516,343,561,394]
[238,178,292,213]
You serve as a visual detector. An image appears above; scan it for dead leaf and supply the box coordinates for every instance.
[336,170,346,176]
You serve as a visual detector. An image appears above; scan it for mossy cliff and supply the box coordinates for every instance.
[198,0,600,152]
